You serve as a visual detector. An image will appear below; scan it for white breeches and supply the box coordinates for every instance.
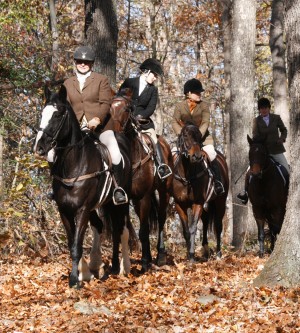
[99,130,122,165]
[141,128,158,144]
[270,153,290,174]
[202,144,217,162]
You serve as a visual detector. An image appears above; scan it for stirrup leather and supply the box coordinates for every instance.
[112,187,128,205]
[157,164,172,179]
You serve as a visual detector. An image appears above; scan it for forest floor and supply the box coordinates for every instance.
[1,243,300,333]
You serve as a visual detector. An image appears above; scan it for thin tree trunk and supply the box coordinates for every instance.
[49,0,59,75]
[270,0,290,162]
[254,0,300,288]
[230,0,256,249]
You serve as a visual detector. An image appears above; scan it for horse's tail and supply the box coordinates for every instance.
[207,201,216,233]
[149,192,159,233]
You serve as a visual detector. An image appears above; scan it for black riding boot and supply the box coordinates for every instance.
[112,161,128,205]
[155,143,172,179]
[210,160,225,195]
[237,170,250,204]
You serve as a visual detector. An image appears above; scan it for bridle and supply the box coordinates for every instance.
[39,103,69,149]
[110,95,132,132]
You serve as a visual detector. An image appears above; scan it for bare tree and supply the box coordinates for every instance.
[85,0,118,86]
[270,0,290,161]
[254,0,300,288]
[230,0,256,249]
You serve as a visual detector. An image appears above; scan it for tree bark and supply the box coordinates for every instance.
[270,0,290,161]
[254,0,300,288]
[230,0,256,249]
[218,0,233,244]
[49,0,59,76]
[85,0,118,86]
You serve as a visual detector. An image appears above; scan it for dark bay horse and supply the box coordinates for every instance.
[172,123,229,260]
[247,135,288,257]
[34,85,134,288]
[110,90,173,271]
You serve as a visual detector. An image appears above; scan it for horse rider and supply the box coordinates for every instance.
[171,78,225,196]
[63,46,127,205]
[237,97,289,204]
[118,58,172,179]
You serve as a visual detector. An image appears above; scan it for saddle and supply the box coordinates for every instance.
[270,157,289,187]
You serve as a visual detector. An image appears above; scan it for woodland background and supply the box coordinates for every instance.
[1,1,300,332]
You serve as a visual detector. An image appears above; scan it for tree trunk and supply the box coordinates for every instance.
[230,0,256,249]
[49,0,59,76]
[84,0,118,86]
[270,0,290,162]
[218,0,233,244]
[254,0,300,288]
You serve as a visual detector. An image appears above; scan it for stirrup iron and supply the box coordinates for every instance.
[157,164,172,179]
[112,187,128,205]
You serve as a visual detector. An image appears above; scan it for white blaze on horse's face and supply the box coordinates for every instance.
[33,105,58,153]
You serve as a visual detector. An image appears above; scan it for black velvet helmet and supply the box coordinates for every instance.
[183,78,204,94]
[73,46,95,62]
[140,58,164,76]
[258,97,271,109]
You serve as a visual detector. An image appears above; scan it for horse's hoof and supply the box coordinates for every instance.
[156,252,167,267]
[259,252,264,258]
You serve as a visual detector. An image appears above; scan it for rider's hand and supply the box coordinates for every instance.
[88,117,101,130]
[277,138,285,144]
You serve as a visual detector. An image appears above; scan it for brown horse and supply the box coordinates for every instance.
[247,135,288,257]
[172,123,229,260]
[110,90,173,271]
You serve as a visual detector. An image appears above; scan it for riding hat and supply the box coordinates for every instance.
[258,97,271,109]
[140,58,164,76]
[184,78,205,94]
[74,46,95,62]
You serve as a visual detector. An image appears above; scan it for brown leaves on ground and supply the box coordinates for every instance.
[0,253,300,333]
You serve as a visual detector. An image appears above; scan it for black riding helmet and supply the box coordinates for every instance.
[257,97,271,109]
[140,58,164,76]
[74,46,95,62]
[184,78,204,95]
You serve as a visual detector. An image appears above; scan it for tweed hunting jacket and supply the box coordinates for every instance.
[64,72,114,130]
[252,113,287,154]
[172,99,214,145]
[119,77,158,130]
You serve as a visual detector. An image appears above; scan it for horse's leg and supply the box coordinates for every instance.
[156,190,169,266]
[134,197,152,272]
[188,204,202,262]
[69,209,90,288]
[88,210,103,279]
[201,211,210,259]
[175,203,191,259]
[255,217,265,258]
[120,215,131,275]
[213,201,224,258]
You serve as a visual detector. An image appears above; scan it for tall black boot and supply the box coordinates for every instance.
[155,143,172,179]
[112,161,128,205]
[237,170,250,204]
[210,159,225,195]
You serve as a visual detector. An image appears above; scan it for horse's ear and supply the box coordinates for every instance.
[44,85,52,103]
[58,85,67,102]
[247,134,253,145]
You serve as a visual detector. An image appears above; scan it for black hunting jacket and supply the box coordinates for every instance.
[119,77,158,130]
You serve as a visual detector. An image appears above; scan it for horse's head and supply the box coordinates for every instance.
[178,123,204,163]
[247,134,269,177]
[34,85,74,159]
[110,88,133,132]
